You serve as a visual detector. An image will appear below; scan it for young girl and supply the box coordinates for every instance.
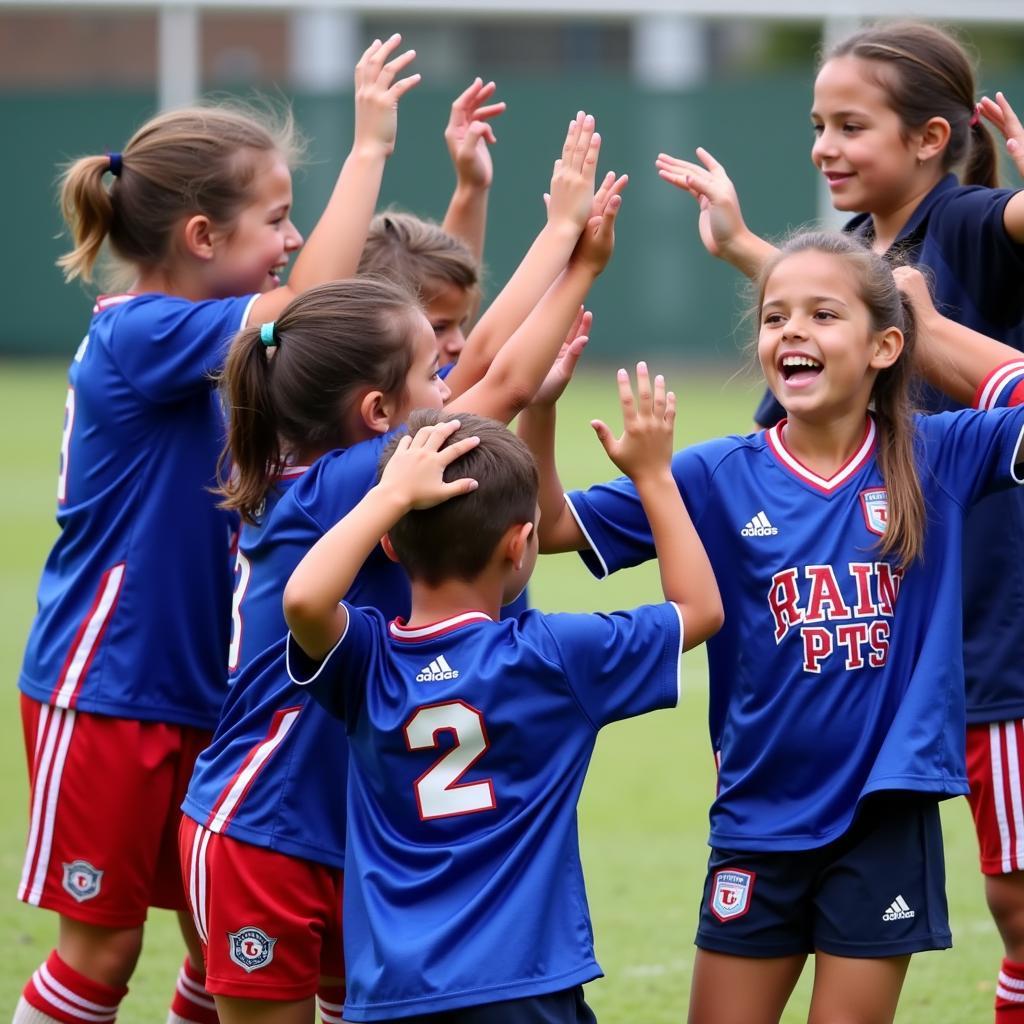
[657,27,1024,1017]
[179,115,620,1023]
[15,33,419,1024]
[522,231,1024,1024]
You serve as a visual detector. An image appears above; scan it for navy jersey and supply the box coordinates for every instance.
[19,292,255,728]
[184,434,405,867]
[288,603,682,1020]
[568,409,1024,851]
[754,176,1024,723]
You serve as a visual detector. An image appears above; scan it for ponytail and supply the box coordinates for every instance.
[963,119,1000,189]
[758,232,926,567]
[57,155,118,283]
[218,277,422,523]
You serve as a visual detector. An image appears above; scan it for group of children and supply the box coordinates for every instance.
[12,18,1024,1024]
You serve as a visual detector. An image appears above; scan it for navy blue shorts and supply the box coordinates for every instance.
[695,794,951,958]
[392,987,596,1023]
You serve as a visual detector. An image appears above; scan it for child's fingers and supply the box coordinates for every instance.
[450,77,482,114]
[438,434,481,464]
[590,419,616,454]
[369,33,403,69]
[573,115,597,174]
[996,91,1024,136]
[652,373,666,419]
[592,171,615,209]
[464,121,496,147]
[388,74,423,102]
[665,390,677,429]
[411,420,461,450]
[565,304,585,343]
[695,146,723,171]
[562,115,582,164]
[595,192,622,237]
[472,101,507,122]
[580,309,594,336]
[441,476,479,499]
[616,367,637,424]
[634,361,652,413]
[379,48,417,88]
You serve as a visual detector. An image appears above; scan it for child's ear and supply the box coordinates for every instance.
[380,533,401,564]
[870,326,904,371]
[181,214,215,262]
[507,521,535,571]
[358,390,392,436]
[916,116,951,164]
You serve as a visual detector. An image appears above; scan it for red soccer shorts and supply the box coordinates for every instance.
[18,694,212,926]
[179,816,345,1000]
[967,719,1024,875]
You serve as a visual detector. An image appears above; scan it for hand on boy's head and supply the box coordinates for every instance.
[379,420,480,511]
[546,112,601,233]
[530,308,592,409]
[445,78,506,190]
[655,147,743,260]
[979,92,1024,176]
[591,362,677,482]
[353,34,421,157]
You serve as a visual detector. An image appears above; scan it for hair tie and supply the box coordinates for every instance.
[107,152,122,177]
[969,107,981,128]
[259,322,279,348]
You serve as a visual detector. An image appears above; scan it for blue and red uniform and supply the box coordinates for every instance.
[567,406,1024,954]
[288,603,683,1021]
[18,290,255,924]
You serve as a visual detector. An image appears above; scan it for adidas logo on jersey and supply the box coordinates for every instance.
[882,895,915,921]
[416,655,459,682]
[741,511,778,537]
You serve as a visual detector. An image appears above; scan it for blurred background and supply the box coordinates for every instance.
[2,0,1023,363]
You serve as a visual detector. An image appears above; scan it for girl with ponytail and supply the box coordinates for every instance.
[525,230,1024,1023]
[15,34,420,1024]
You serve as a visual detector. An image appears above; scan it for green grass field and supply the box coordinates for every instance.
[0,360,1005,1022]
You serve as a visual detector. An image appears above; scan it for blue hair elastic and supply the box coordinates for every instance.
[259,322,278,348]
[107,152,122,177]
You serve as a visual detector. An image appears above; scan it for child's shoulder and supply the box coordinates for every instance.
[672,430,769,475]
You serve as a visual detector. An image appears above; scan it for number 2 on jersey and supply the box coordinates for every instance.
[404,700,496,820]
[228,551,251,673]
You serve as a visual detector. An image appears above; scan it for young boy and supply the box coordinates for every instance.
[283,365,723,1023]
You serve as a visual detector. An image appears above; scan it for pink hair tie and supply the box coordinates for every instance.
[969,108,981,128]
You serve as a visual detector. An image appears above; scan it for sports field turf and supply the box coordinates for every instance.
[0,359,1005,1022]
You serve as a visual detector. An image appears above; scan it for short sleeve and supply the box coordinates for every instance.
[566,445,712,579]
[539,604,682,729]
[108,294,257,403]
[286,603,385,723]
[920,407,1024,507]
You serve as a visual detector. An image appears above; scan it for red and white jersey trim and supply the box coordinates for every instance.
[32,960,119,1021]
[389,611,493,642]
[19,705,77,905]
[187,823,213,944]
[205,706,303,833]
[765,417,876,494]
[278,464,312,479]
[92,293,138,314]
[990,720,1024,874]
[974,360,1024,411]
[51,563,126,709]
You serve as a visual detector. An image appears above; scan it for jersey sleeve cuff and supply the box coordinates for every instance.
[564,493,609,580]
[286,617,351,687]
[973,360,1024,411]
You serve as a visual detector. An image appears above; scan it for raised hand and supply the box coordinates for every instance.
[978,92,1024,179]
[379,420,480,511]
[445,78,506,190]
[591,362,676,482]
[530,308,593,408]
[656,147,748,260]
[570,171,627,275]
[353,34,421,158]
[546,112,602,234]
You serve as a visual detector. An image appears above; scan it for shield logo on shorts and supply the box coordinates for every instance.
[227,927,277,972]
[62,860,103,902]
[860,488,889,537]
[710,868,754,922]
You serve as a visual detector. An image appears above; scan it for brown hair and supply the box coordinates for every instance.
[381,409,539,586]
[758,231,925,567]
[828,21,998,188]
[219,277,422,522]
[358,211,479,304]
[58,102,300,283]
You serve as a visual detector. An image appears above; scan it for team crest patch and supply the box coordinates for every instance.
[710,868,755,922]
[62,860,103,902]
[228,927,277,972]
[860,488,889,537]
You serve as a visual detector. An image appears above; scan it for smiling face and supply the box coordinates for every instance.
[211,150,303,296]
[388,309,452,425]
[810,57,925,218]
[758,249,902,423]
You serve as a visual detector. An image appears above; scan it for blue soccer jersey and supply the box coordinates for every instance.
[286,603,682,1020]
[755,176,1024,726]
[19,292,255,728]
[568,409,1024,851]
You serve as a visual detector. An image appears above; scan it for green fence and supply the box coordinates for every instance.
[6,72,1022,361]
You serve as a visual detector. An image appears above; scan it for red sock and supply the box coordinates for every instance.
[317,983,346,1024]
[21,950,127,1024]
[169,958,218,1024]
[997,958,1024,1020]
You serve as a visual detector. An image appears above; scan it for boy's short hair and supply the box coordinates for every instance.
[379,410,539,586]
[358,211,479,303]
